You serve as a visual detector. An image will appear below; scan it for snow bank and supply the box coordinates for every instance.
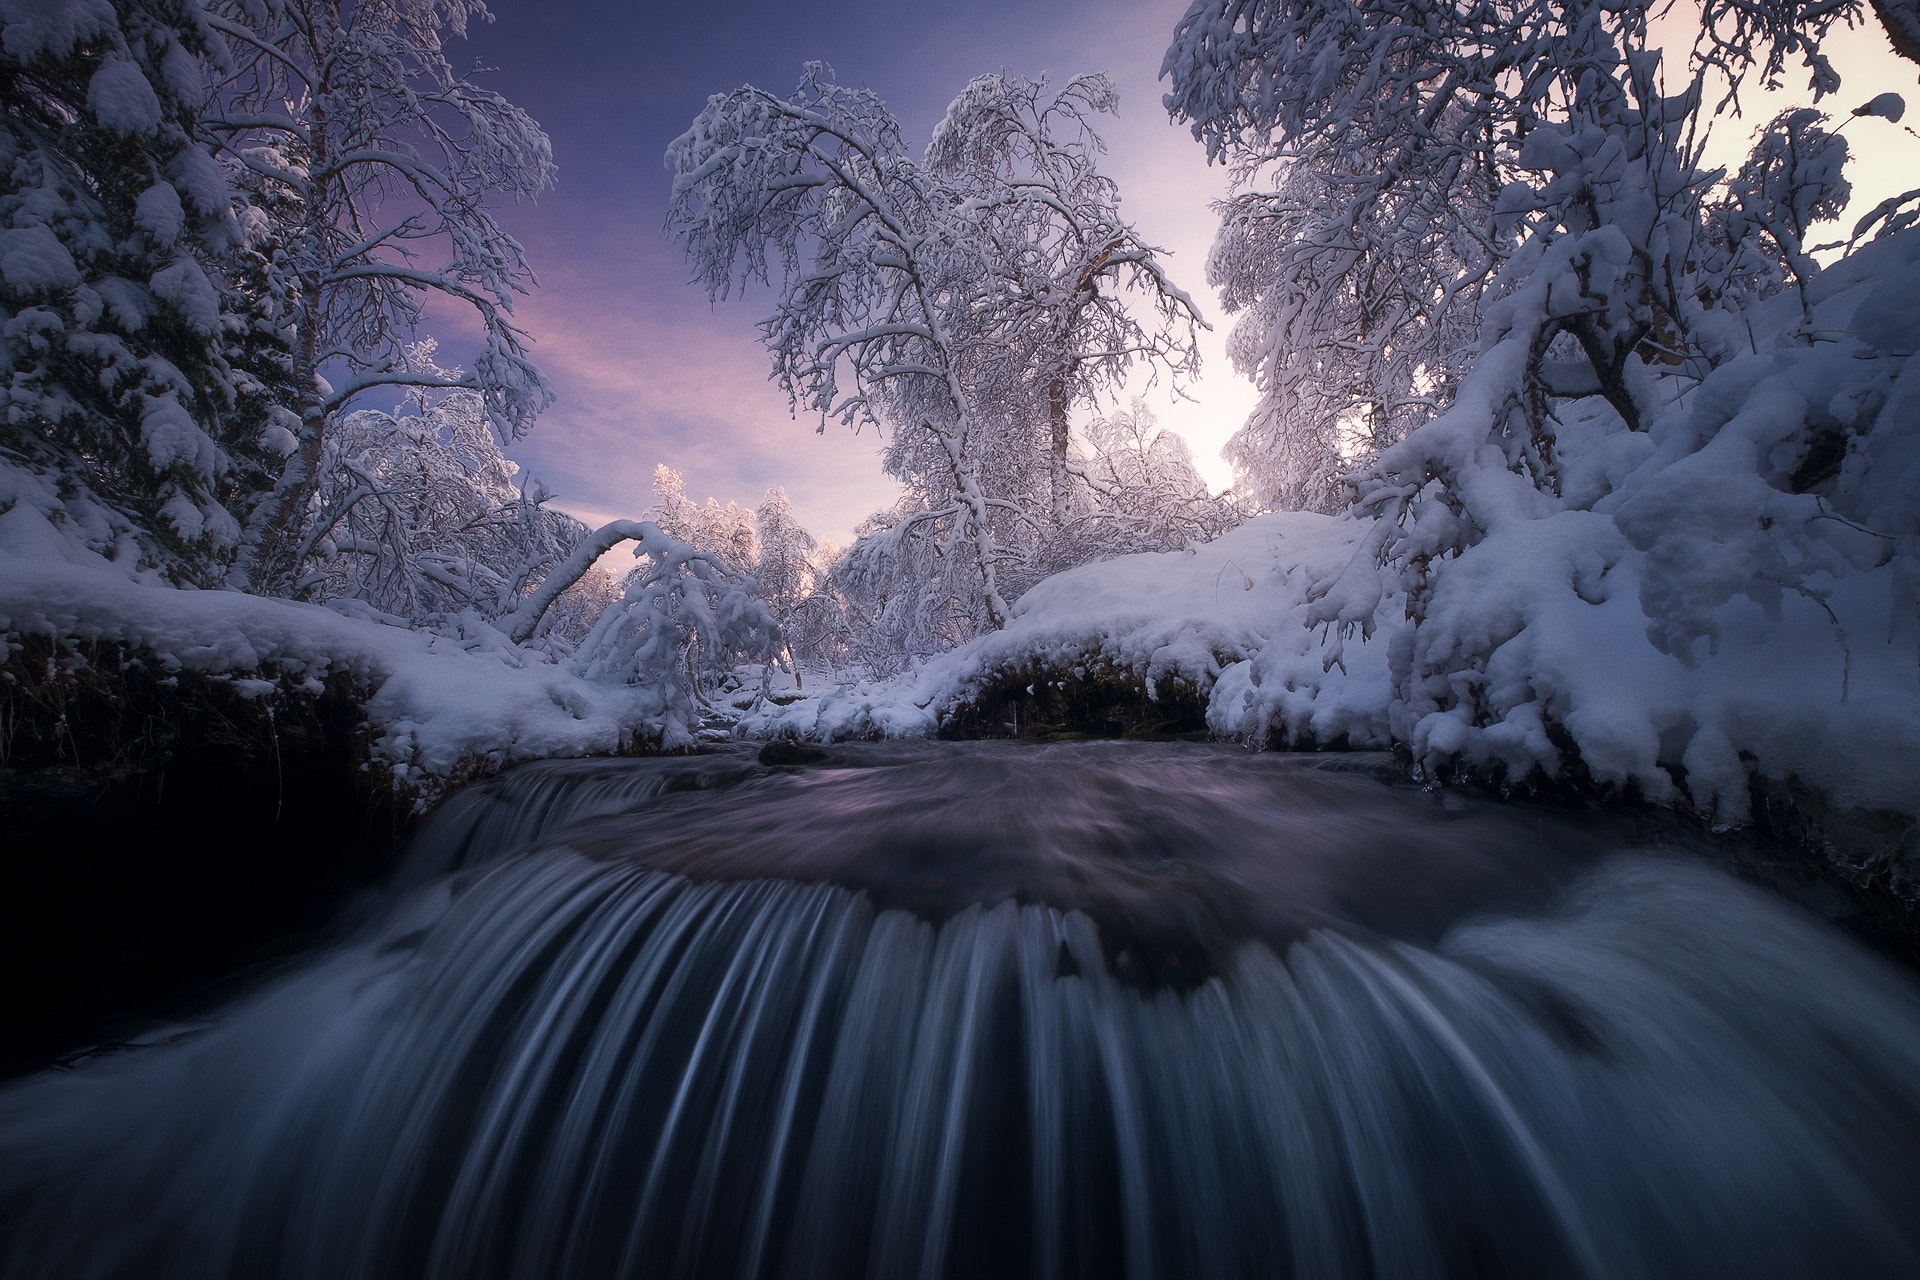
[744,512,1400,744]
[0,548,674,796]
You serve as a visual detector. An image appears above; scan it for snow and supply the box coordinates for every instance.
[165,147,228,218]
[0,552,676,792]
[0,526,677,801]
[1,224,81,293]
[1855,92,1907,124]
[746,237,1920,829]
[1854,259,1920,355]
[139,394,219,474]
[0,0,115,59]
[86,58,162,135]
[133,182,184,247]
[148,256,219,333]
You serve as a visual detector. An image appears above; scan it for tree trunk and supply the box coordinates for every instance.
[1049,377,1071,528]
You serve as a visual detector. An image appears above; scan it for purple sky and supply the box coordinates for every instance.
[447,0,1254,545]
[442,1,1915,546]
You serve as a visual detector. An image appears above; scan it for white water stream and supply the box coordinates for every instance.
[3,743,1917,1278]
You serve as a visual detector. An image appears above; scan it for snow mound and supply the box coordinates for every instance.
[0,552,674,798]
[745,512,1399,745]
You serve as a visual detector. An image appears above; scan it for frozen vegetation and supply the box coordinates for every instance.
[3,0,1918,873]
[755,227,1920,837]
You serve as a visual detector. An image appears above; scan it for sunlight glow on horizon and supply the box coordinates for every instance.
[454,0,1918,549]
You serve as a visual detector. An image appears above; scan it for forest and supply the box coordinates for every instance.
[1,0,1916,833]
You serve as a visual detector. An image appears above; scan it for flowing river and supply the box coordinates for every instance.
[3,742,1919,1278]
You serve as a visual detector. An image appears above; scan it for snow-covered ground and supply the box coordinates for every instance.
[741,511,1399,744]
[0,494,676,796]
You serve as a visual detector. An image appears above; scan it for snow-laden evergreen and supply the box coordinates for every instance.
[0,0,281,583]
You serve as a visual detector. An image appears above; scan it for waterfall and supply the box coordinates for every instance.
[4,743,1918,1278]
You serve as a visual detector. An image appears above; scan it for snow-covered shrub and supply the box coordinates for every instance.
[296,376,589,631]
[1306,229,1920,825]
[569,522,779,727]
[1718,108,1851,326]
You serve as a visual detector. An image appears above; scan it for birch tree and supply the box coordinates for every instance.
[667,64,1202,640]
[667,64,1018,628]
[924,72,1203,526]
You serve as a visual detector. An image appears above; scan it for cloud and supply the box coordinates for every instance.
[499,222,901,545]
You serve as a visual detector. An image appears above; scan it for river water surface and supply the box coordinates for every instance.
[3,742,1919,1278]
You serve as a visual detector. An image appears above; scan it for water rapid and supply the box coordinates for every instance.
[3,742,1919,1278]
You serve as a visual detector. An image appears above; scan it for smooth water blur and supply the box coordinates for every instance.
[3,742,1919,1279]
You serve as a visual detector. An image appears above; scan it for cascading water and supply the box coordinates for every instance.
[3,742,1919,1279]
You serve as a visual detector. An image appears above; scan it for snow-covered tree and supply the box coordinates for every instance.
[667,64,1202,641]
[646,464,758,573]
[1284,40,1731,646]
[1164,0,1719,509]
[698,496,757,573]
[645,462,697,543]
[1062,398,1240,561]
[293,345,586,628]
[0,0,285,581]
[1167,0,1917,517]
[830,495,1002,670]
[666,64,1014,629]
[923,72,1204,526]
[1203,118,1496,512]
[751,485,814,614]
[1694,0,1920,105]
[202,0,556,593]
[553,521,778,724]
[780,535,859,676]
[752,485,851,680]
